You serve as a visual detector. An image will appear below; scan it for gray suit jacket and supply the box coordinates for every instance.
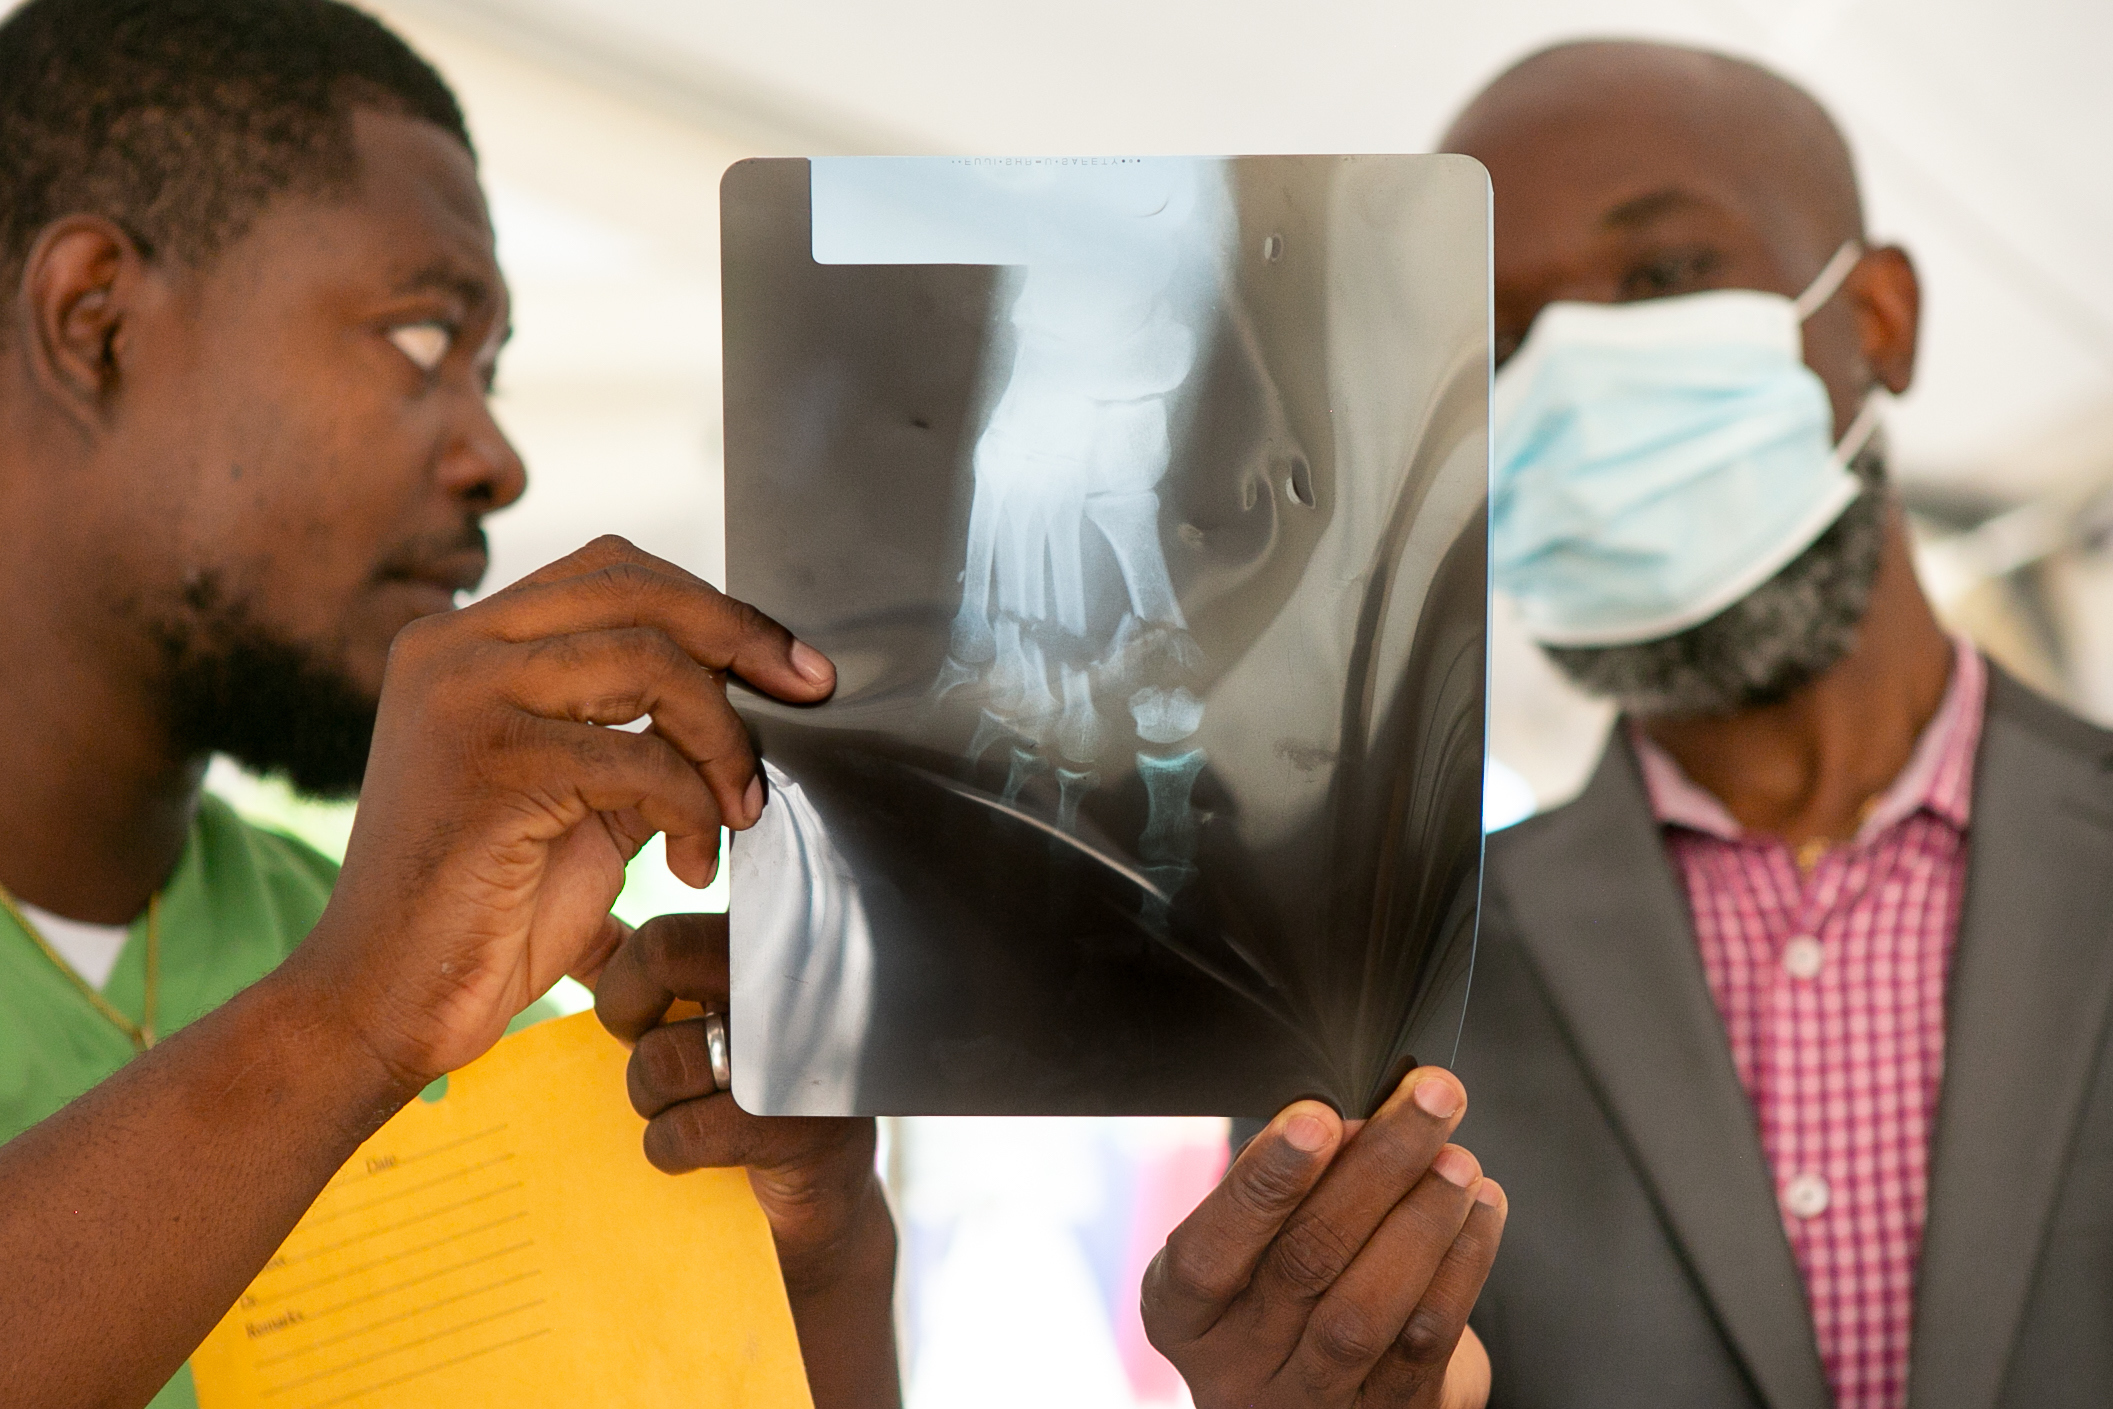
[1458,666,2113,1408]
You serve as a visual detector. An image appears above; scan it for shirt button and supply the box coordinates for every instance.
[1783,1172,1831,1219]
[1782,935,1824,980]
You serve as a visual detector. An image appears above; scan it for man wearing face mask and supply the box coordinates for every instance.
[1434,39,2113,1409]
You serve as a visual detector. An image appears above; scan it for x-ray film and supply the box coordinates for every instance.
[723,155,1489,1117]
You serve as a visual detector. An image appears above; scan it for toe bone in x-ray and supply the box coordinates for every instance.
[723,154,1488,1117]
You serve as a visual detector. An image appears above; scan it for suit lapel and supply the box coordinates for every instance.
[1910,670,2113,1409]
[1494,740,1829,1409]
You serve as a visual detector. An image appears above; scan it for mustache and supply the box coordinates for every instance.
[370,522,491,587]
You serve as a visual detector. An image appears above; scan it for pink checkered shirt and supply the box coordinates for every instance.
[1630,640,1985,1409]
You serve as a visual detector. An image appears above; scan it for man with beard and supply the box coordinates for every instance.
[0,4,1506,1407]
[1437,39,2113,1409]
[1148,35,2113,1409]
[0,2,904,1405]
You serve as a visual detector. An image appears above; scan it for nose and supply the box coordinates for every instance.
[437,387,528,514]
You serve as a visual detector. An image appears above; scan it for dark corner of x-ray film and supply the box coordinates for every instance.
[719,153,1491,1118]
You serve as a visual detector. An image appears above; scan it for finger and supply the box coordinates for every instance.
[497,627,761,832]
[1242,1069,1466,1324]
[1362,1180,1508,1406]
[505,626,727,728]
[1141,1100,1342,1350]
[636,1082,838,1176]
[493,717,727,883]
[628,1018,721,1118]
[504,533,710,592]
[468,541,834,704]
[595,913,729,1044]
[1278,1145,1483,1397]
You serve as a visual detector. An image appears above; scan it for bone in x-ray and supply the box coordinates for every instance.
[814,157,1228,893]
[725,154,1489,1117]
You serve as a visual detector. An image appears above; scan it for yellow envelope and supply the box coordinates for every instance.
[192,1011,813,1409]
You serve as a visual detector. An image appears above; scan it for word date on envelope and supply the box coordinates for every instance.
[191,1011,812,1409]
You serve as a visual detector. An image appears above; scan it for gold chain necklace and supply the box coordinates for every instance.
[0,882,161,1051]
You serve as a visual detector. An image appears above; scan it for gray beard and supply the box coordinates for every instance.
[1542,448,1889,719]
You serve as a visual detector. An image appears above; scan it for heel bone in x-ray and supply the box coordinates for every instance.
[724,154,1489,1117]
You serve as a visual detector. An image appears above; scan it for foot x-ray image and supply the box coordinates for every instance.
[723,154,1488,1117]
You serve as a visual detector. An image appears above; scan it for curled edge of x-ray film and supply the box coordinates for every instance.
[722,154,1489,1118]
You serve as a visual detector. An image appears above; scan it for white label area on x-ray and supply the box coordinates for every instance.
[810,156,1235,892]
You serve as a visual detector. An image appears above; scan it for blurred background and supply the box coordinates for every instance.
[192,0,2110,1402]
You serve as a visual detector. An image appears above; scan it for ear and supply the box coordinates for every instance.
[1851,244,1920,396]
[14,216,154,432]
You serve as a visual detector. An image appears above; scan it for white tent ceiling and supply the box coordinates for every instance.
[8,0,2108,779]
[402,0,2113,500]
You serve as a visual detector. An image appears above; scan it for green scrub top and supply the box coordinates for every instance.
[0,793,336,1408]
[0,794,338,1144]
[0,793,558,1408]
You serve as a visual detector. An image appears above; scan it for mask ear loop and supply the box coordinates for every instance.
[1792,240,1866,321]
[1833,391,1885,468]
[1797,241,1885,468]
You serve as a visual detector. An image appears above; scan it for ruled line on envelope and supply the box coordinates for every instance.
[300,1241,538,1326]
[276,1190,529,1270]
[292,1328,554,1409]
[303,1153,517,1227]
[252,1191,527,1307]
[315,1125,510,1197]
[253,1269,545,1369]
[190,1013,813,1408]
[260,1301,547,1398]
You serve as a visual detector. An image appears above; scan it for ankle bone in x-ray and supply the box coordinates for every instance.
[947,315,1196,705]
[812,158,1231,861]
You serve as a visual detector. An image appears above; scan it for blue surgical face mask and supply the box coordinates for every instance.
[1490,242,1882,647]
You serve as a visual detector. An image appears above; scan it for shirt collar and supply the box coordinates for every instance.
[1631,635,1985,843]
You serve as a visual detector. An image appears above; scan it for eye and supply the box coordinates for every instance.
[386,321,454,372]
[1617,248,1722,303]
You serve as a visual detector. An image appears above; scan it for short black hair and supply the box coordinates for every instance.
[0,0,471,304]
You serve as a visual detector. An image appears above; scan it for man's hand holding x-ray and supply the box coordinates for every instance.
[1142,1070,1505,1408]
